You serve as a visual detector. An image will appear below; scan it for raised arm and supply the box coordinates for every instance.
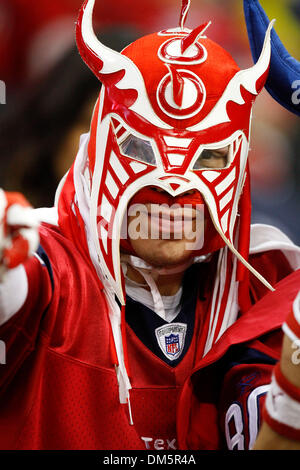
[0,189,40,326]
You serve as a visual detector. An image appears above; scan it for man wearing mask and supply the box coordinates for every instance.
[0,0,300,450]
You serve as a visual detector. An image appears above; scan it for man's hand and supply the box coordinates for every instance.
[0,190,39,279]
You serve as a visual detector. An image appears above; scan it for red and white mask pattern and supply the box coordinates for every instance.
[76,0,274,303]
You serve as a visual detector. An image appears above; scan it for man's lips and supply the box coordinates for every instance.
[130,204,201,236]
[149,215,193,236]
[139,204,199,221]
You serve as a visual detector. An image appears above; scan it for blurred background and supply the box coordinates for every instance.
[0,0,299,243]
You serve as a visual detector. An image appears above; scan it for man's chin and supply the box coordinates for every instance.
[130,238,196,268]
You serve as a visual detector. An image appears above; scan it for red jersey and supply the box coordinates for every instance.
[0,219,299,450]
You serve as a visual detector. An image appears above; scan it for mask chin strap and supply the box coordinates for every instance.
[121,254,194,320]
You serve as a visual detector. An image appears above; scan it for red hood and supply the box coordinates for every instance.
[57,163,103,284]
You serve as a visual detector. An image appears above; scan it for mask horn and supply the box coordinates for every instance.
[76,0,171,127]
[179,0,191,29]
[76,0,136,83]
[189,19,275,132]
[238,18,275,96]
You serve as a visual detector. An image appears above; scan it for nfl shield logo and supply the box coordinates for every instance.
[155,323,187,361]
[165,334,180,356]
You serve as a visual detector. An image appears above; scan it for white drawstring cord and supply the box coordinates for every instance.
[133,268,166,319]
[121,255,192,320]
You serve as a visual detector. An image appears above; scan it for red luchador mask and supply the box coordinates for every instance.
[76,0,274,304]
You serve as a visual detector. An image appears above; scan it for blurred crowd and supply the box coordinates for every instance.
[0,0,299,242]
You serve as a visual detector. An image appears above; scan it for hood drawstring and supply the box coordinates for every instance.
[121,254,195,321]
[105,288,134,425]
[122,261,166,319]
[121,253,213,323]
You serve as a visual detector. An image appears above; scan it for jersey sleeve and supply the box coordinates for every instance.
[0,245,53,389]
[218,333,283,450]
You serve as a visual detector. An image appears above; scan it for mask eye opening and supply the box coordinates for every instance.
[191,140,237,171]
[119,133,157,167]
